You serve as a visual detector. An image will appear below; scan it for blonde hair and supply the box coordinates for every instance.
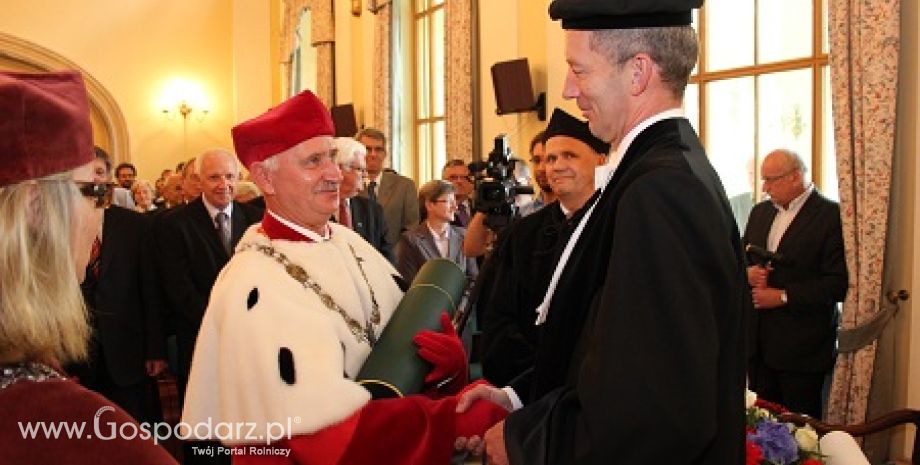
[234,180,262,202]
[0,171,90,364]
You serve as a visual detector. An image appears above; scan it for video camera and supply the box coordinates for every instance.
[469,134,534,231]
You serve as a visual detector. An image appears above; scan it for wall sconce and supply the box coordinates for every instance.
[159,78,210,122]
[163,100,209,122]
[352,0,361,16]
[159,78,210,156]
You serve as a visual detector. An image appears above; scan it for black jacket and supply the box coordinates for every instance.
[743,192,848,372]
[504,118,749,465]
[479,202,583,386]
[155,198,262,381]
[81,206,165,387]
[349,196,394,262]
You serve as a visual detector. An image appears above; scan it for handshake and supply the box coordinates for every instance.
[414,313,511,452]
[412,312,513,463]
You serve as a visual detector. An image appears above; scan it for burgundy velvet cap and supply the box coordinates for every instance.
[232,90,335,169]
[0,70,94,187]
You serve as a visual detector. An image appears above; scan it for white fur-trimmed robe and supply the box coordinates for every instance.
[181,222,403,444]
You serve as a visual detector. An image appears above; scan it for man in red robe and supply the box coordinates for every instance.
[181,90,506,465]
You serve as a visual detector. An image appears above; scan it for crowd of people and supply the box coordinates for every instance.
[1,0,849,464]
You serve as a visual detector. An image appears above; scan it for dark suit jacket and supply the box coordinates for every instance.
[155,198,262,383]
[361,169,419,247]
[81,206,165,387]
[348,196,393,262]
[504,118,748,465]
[743,192,848,373]
[395,222,477,285]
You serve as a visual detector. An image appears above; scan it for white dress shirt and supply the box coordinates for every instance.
[426,221,450,258]
[767,184,814,252]
[202,196,233,226]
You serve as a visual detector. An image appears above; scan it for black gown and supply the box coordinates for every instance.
[503,118,751,465]
[479,202,585,387]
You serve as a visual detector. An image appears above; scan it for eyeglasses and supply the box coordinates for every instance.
[432,198,458,205]
[761,169,795,184]
[74,181,115,208]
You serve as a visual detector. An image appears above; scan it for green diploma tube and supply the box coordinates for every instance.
[356,258,466,398]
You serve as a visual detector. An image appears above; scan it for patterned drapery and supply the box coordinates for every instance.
[367,0,392,14]
[445,0,474,163]
[825,0,900,442]
[281,0,335,105]
[369,2,391,136]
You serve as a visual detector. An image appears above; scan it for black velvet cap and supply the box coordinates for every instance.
[549,0,703,30]
[543,108,610,155]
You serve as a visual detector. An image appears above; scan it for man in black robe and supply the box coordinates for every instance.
[457,1,750,464]
[479,108,608,387]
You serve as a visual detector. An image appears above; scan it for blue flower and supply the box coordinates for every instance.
[749,420,799,465]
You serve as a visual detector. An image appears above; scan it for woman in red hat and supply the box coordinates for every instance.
[0,70,176,464]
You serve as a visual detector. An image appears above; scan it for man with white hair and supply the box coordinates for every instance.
[334,137,393,262]
[155,148,262,402]
[181,90,506,464]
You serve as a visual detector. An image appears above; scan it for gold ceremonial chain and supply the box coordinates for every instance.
[239,242,380,346]
[348,244,381,326]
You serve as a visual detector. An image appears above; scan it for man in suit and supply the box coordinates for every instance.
[443,159,474,228]
[744,148,848,418]
[335,137,393,261]
[155,148,262,400]
[157,149,261,464]
[357,127,419,247]
[459,1,750,464]
[68,149,167,424]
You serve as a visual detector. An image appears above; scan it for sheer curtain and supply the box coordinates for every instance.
[281,0,334,105]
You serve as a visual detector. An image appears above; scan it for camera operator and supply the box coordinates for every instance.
[463,132,550,258]
[478,108,608,386]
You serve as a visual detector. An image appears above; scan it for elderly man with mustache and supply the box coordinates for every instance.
[180,90,507,465]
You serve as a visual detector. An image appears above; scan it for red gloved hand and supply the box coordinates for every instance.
[413,312,468,389]
[454,380,509,439]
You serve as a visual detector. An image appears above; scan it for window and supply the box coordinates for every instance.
[414,0,446,182]
[289,9,317,97]
[684,0,833,229]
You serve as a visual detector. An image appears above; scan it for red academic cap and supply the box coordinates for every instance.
[232,90,335,169]
[0,70,94,187]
